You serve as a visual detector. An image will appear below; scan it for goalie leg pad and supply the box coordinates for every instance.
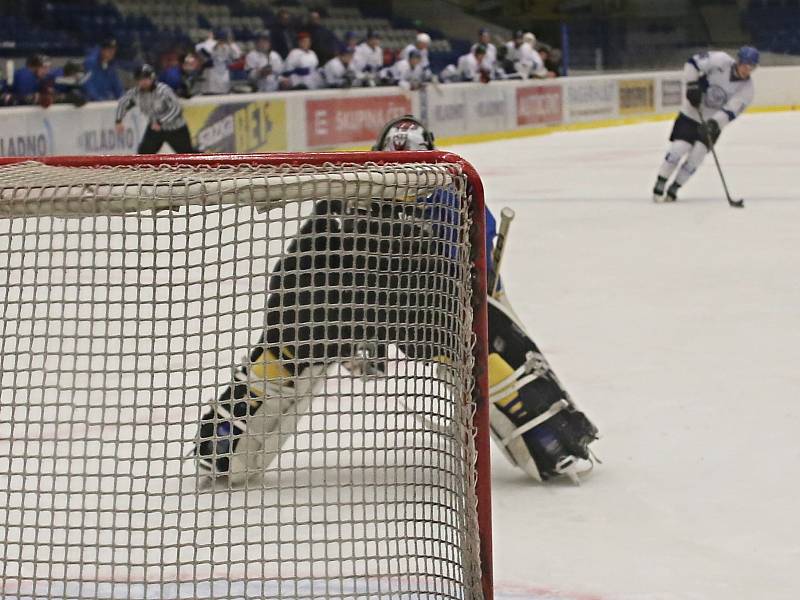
[195,350,326,484]
[487,297,599,483]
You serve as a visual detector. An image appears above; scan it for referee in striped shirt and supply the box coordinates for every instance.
[114,64,196,154]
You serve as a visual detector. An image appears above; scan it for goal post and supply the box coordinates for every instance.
[0,151,493,600]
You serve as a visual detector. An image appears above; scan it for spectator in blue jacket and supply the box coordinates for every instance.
[159,61,183,92]
[12,54,52,104]
[83,38,124,101]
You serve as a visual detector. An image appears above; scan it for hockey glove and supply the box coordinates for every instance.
[685,76,708,108]
[698,119,721,147]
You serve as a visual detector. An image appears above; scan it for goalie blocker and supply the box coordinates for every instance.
[195,116,599,484]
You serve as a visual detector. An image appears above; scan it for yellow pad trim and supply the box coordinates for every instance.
[250,349,291,383]
[488,353,519,409]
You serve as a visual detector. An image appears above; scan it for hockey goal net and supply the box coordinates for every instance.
[0,152,492,600]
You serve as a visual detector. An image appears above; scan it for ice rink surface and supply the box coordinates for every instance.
[448,112,800,600]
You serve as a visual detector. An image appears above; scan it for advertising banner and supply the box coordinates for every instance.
[421,84,511,139]
[566,79,617,121]
[660,78,684,109]
[0,103,142,156]
[619,79,655,115]
[516,85,563,126]
[306,94,412,147]
[184,99,287,153]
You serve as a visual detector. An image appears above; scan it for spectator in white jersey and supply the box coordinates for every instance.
[456,44,492,83]
[322,46,359,88]
[114,64,195,154]
[400,33,431,68]
[471,28,497,68]
[282,32,321,90]
[652,47,758,203]
[246,31,284,93]
[352,30,383,84]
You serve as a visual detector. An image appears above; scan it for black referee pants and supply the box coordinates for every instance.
[137,125,197,154]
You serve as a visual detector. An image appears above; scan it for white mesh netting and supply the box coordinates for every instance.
[0,160,485,600]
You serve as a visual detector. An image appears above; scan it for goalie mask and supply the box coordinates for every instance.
[373,115,435,151]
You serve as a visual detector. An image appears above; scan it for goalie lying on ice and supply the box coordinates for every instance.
[194,116,599,485]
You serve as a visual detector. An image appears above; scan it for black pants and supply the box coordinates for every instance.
[247,199,461,377]
[137,124,196,154]
[669,113,710,148]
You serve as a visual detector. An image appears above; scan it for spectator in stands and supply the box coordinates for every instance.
[456,44,492,83]
[282,31,320,90]
[246,31,283,92]
[115,64,196,154]
[204,29,242,94]
[195,30,216,56]
[0,66,11,106]
[12,54,53,105]
[83,38,124,101]
[175,53,205,98]
[537,44,562,76]
[503,30,524,74]
[322,46,359,88]
[159,55,183,92]
[271,10,296,59]
[519,32,552,79]
[51,60,88,106]
[343,31,359,53]
[307,10,338,65]
[352,30,383,83]
[400,33,431,69]
[471,28,497,68]
[382,49,432,90]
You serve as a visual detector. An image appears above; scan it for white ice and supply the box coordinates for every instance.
[449,112,800,600]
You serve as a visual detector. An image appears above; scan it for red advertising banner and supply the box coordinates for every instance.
[516,85,563,126]
[307,95,412,147]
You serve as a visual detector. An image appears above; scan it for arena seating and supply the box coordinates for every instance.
[746,0,800,54]
[1,0,453,64]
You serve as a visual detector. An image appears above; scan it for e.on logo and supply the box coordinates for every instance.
[516,86,563,126]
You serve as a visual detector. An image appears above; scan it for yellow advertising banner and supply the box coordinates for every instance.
[618,79,655,115]
[184,99,287,153]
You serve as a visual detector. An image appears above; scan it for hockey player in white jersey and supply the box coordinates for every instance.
[245,31,283,93]
[282,32,321,90]
[456,45,492,83]
[381,50,432,90]
[653,47,758,202]
[321,46,359,88]
[352,31,383,83]
[399,33,431,69]
[193,115,599,486]
[471,28,497,68]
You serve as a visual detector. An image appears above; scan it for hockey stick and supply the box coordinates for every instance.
[697,109,744,208]
[489,207,515,297]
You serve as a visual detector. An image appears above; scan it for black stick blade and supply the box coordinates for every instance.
[729,198,745,208]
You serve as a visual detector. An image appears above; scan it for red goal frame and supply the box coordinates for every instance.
[0,150,493,600]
